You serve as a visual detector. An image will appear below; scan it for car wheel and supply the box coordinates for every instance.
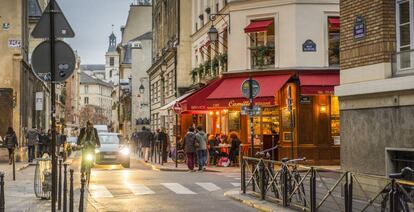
[122,160,130,168]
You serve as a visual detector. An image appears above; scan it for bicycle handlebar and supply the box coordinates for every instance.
[284,157,306,164]
[389,167,414,180]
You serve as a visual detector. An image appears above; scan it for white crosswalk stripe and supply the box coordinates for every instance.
[231,182,241,187]
[126,184,155,195]
[196,182,221,191]
[89,184,114,198]
[161,183,196,194]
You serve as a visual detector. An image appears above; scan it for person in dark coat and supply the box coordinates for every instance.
[183,127,196,171]
[229,132,241,166]
[140,126,153,162]
[38,128,49,157]
[156,128,169,163]
[4,127,18,165]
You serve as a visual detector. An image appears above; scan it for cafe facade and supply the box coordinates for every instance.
[160,0,340,165]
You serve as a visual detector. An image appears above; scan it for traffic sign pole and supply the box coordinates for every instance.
[248,76,254,158]
[50,0,57,211]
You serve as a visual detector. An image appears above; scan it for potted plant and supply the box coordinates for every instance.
[211,56,219,76]
[191,68,198,83]
[218,53,228,71]
[204,60,211,76]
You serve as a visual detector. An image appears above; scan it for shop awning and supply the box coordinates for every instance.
[328,17,340,31]
[299,73,339,95]
[207,74,292,108]
[244,19,274,33]
[159,91,194,116]
[180,79,224,112]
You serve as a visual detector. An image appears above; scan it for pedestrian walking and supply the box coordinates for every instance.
[131,129,139,154]
[195,126,207,171]
[26,127,39,162]
[38,128,49,157]
[140,126,153,162]
[156,128,169,163]
[183,127,197,171]
[4,127,18,165]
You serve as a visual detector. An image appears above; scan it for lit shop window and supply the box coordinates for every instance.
[330,96,340,137]
[245,19,275,69]
[328,17,340,67]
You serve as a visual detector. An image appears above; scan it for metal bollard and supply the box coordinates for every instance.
[310,168,316,212]
[241,157,246,194]
[259,160,265,200]
[58,159,62,210]
[161,141,164,166]
[282,165,288,207]
[63,164,68,212]
[69,169,74,212]
[79,173,85,212]
[12,151,15,181]
[0,172,5,212]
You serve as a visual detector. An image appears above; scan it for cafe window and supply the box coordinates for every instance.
[330,96,340,140]
[246,19,275,69]
[228,111,241,132]
[248,107,280,138]
[328,17,340,66]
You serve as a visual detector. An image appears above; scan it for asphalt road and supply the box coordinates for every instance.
[79,156,257,212]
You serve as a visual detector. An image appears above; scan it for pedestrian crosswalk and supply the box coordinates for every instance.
[88,182,240,199]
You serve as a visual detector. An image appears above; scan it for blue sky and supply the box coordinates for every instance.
[58,0,132,64]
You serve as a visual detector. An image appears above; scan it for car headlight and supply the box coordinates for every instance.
[95,149,100,153]
[86,153,94,161]
[120,147,130,155]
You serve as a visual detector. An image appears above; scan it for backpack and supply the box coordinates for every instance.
[5,134,16,149]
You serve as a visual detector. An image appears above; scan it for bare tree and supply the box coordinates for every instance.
[79,105,109,126]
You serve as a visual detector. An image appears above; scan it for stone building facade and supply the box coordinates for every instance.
[336,0,414,175]
[148,0,192,138]
[0,0,50,145]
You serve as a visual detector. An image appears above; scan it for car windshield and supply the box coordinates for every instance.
[99,135,120,144]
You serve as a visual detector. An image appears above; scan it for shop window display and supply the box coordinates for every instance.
[330,96,340,144]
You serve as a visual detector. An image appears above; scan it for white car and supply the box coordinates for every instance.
[95,133,130,168]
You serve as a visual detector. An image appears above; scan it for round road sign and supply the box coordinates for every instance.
[32,40,76,82]
[241,79,260,99]
[173,102,182,114]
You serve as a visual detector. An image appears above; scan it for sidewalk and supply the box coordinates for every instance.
[135,154,240,173]
[225,189,296,212]
[2,151,96,211]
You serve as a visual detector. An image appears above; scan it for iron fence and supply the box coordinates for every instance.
[241,156,414,212]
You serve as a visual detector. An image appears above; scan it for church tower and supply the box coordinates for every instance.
[105,32,119,85]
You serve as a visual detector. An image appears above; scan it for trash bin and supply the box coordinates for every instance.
[34,157,52,199]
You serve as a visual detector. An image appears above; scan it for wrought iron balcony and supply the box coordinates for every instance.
[392,50,414,77]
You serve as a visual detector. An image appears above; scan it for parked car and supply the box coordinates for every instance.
[95,133,130,168]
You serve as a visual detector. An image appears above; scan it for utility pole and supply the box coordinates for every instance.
[49,0,57,210]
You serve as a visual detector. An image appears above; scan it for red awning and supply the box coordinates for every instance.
[207,74,292,108]
[299,73,339,95]
[180,79,224,112]
[244,19,274,33]
[328,17,340,31]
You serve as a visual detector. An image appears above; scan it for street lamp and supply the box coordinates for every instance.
[208,25,219,42]
[139,84,145,94]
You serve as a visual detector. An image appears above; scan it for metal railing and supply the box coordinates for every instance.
[392,50,414,77]
[241,156,414,212]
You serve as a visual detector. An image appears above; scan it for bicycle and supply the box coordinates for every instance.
[79,145,98,184]
[281,157,307,207]
[380,167,414,212]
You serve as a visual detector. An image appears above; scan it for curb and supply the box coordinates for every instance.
[17,163,31,171]
[224,190,295,212]
[137,160,221,172]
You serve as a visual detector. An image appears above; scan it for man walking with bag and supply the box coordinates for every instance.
[183,127,196,172]
[195,126,207,171]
